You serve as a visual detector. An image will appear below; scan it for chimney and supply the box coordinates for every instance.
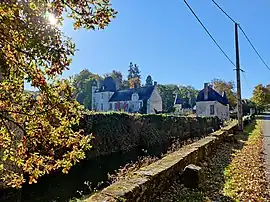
[154,81,157,86]
[188,92,191,106]
[115,78,120,90]
[204,83,208,100]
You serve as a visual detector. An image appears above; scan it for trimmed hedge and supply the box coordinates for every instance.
[80,112,220,158]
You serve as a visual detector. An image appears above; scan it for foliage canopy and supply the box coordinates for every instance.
[0,0,116,188]
[251,84,270,112]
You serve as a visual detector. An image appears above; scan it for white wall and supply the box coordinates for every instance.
[149,86,162,113]
[196,101,229,120]
[92,91,114,111]
[92,86,163,114]
[109,100,142,112]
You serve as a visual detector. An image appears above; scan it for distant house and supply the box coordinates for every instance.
[174,94,194,114]
[196,83,229,120]
[92,77,162,114]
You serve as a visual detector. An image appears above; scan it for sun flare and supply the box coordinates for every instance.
[48,13,58,26]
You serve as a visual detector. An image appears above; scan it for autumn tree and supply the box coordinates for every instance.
[145,75,153,86]
[129,77,141,88]
[0,0,116,188]
[127,62,141,88]
[251,84,270,112]
[212,79,237,109]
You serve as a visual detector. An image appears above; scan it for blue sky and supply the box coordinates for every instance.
[60,0,270,98]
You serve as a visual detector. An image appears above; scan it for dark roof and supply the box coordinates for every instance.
[174,94,183,105]
[196,86,229,105]
[99,77,116,92]
[109,85,155,102]
[174,95,194,108]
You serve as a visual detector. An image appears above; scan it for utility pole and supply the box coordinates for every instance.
[235,23,243,131]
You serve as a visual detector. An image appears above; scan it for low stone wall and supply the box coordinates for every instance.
[80,112,220,158]
[86,121,238,202]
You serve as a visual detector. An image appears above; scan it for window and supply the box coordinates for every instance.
[101,93,104,99]
[109,103,112,110]
[101,103,104,111]
[132,93,138,101]
[210,105,214,115]
[140,101,143,108]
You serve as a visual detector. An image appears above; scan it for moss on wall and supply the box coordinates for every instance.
[80,112,220,158]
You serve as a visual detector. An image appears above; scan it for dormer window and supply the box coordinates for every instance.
[132,93,139,101]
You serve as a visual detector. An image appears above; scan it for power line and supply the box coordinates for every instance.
[211,0,270,72]
[238,25,270,71]
[241,71,252,90]
[183,0,236,67]
[211,0,237,24]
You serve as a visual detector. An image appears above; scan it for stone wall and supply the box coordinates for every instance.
[80,112,220,158]
[86,121,239,202]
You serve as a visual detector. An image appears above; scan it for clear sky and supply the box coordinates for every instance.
[60,0,270,98]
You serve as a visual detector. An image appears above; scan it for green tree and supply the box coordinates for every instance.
[121,80,130,90]
[145,75,153,86]
[104,70,123,83]
[251,84,270,113]
[73,70,96,93]
[0,0,116,188]
[157,84,198,112]
[157,84,179,112]
[178,85,198,107]
[242,99,256,116]
[73,69,102,109]
[104,70,125,89]
[212,79,237,109]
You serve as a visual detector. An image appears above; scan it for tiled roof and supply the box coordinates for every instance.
[109,85,155,102]
[196,86,229,106]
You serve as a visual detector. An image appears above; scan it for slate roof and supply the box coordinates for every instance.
[196,86,229,106]
[109,85,155,102]
[174,94,193,109]
[174,94,183,105]
[99,76,116,92]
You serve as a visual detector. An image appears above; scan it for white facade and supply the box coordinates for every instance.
[92,91,114,111]
[196,101,229,120]
[91,83,162,114]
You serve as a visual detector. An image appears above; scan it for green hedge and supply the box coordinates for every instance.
[80,112,220,158]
